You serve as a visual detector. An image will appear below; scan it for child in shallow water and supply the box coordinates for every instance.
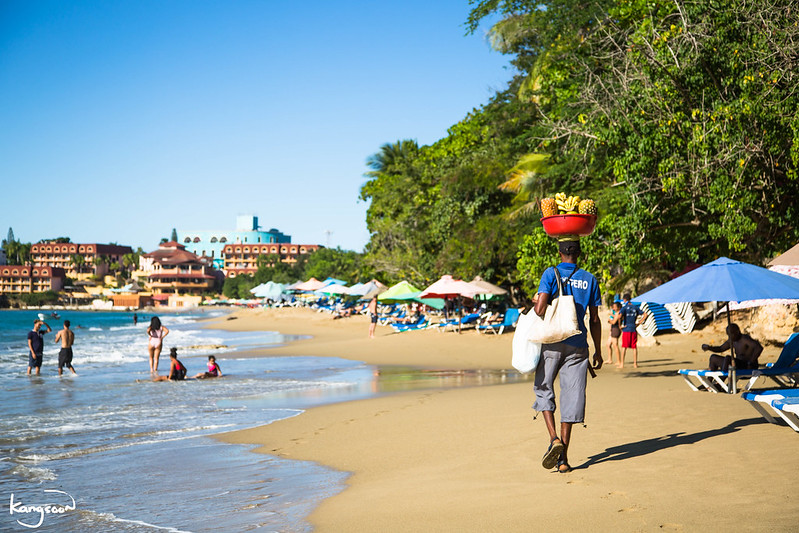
[194,355,223,379]
[153,348,187,381]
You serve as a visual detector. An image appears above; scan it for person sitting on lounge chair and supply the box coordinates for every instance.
[702,323,763,371]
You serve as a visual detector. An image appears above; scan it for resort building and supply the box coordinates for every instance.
[0,265,66,294]
[177,215,291,269]
[0,248,6,265]
[30,242,133,280]
[139,241,219,296]
[222,242,321,277]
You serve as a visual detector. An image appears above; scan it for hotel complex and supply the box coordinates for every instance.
[0,216,322,303]
[177,215,291,269]
[30,242,134,280]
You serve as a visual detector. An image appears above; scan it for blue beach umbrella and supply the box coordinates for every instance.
[633,257,799,392]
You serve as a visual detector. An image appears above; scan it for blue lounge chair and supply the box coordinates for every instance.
[741,389,799,432]
[679,333,799,393]
[477,308,521,335]
[390,315,428,332]
[437,312,482,332]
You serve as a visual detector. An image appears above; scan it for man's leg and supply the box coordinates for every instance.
[560,421,573,469]
[535,345,564,469]
[619,346,626,368]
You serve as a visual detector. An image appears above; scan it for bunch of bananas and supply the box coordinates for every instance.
[541,193,598,216]
[555,192,580,214]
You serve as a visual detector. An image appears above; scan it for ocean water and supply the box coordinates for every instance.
[0,309,377,532]
[0,309,527,532]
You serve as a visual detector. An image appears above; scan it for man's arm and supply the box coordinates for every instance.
[533,292,550,317]
[589,306,602,369]
[702,340,731,353]
[28,338,36,358]
[55,330,63,343]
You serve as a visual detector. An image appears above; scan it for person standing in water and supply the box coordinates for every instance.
[55,320,77,376]
[146,316,169,374]
[27,319,51,375]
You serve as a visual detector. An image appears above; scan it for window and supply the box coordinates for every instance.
[193,237,200,243]
[184,237,191,243]
[210,237,218,243]
[220,237,227,243]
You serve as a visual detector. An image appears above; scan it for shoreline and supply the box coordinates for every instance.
[214,307,799,532]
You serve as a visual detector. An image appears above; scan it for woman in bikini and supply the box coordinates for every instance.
[146,316,169,374]
[606,301,622,365]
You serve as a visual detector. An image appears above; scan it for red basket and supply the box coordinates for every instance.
[541,214,597,237]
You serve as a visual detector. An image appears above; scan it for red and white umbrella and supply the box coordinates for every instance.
[419,275,488,299]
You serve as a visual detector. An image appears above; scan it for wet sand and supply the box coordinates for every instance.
[215,307,799,532]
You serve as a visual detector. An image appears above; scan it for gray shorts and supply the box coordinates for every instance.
[533,342,589,423]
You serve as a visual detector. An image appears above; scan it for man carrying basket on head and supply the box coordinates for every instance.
[533,239,603,473]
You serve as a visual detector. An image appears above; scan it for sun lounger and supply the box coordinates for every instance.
[679,333,799,393]
[437,312,481,332]
[741,389,799,432]
[390,315,428,332]
[477,308,521,335]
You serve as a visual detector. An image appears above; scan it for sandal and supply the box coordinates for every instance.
[541,438,564,470]
[557,459,572,473]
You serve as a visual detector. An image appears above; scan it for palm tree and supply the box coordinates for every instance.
[499,153,552,219]
[70,254,86,276]
[365,139,419,178]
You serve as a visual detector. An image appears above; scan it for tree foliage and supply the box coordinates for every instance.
[468,0,799,294]
[360,88,539,288]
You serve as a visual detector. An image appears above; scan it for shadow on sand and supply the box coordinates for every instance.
[574,417,766,470]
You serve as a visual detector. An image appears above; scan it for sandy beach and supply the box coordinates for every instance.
[215,307,799,532]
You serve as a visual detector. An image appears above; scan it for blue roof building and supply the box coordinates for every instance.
[177,215,290,269]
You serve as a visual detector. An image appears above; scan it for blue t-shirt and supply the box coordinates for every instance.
[621,302,643,332]
[537,262,602,347]
[28,330,44,354]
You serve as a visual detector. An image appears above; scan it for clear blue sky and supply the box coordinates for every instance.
[0,0,512,253]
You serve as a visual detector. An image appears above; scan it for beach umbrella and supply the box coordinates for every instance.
[469,276,508,299]
[350,279,387,297]
[633,256,799,392]
[419,275,487,299]
[378,280,422,302]
[420,275,489,332]
[316,284,351,296]
[294,277,326,291]
[250,281,285,300]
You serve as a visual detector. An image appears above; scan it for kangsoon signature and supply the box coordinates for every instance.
[9,489,76,529]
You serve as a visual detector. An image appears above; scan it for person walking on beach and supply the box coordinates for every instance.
[619,293,648,369]
[55,320,77,376]
[533,239,602,473]
[27,319,51,375]
[133,313,138,325]
[606,301,622,365]
[367,297,378,338]
[146,316,169,374]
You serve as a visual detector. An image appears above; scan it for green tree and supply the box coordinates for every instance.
[70,254,86,275]
[303,247,364,283]
[170,228,178,242]
[470,0,799,293]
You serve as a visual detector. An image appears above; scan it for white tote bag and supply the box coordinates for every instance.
[511,310,542,374]
[527,267,581,344]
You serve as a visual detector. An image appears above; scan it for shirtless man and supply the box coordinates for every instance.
[55,320,77,376]
[702,323,763,371]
